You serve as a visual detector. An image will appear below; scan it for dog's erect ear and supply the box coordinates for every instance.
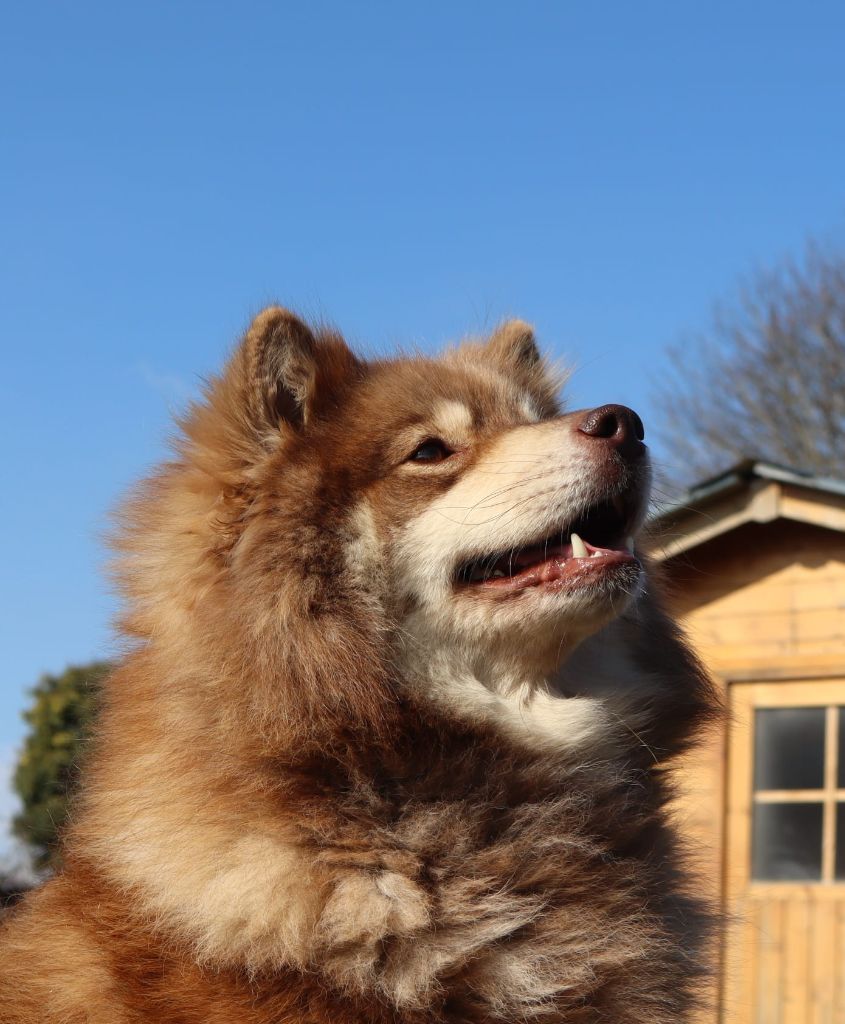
[240,306,357,431]
[243,307,319,430]
[481,319,562,418]
[484,319,541,373]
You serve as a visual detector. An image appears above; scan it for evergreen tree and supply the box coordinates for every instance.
[13,662,109,870]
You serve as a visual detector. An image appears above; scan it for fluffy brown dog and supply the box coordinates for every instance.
[0,309,718,1023]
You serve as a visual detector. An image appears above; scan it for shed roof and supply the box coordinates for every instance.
[649,459,845,560]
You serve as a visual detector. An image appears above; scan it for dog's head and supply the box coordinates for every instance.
[235,309,648,647]
[117,307,709,751]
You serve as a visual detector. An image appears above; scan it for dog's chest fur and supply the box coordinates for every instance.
[6,720,709,1024]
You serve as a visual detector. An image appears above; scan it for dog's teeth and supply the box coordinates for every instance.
[625,536,635,554]
[570,533,588,558]
[491,569,506,578]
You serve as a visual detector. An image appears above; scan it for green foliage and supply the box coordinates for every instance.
[13,662,109,870]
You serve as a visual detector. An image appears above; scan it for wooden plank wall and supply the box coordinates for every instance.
[659,517,845,1024]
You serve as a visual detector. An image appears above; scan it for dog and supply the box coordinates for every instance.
[0,308,718,1022]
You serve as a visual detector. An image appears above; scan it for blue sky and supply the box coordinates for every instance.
[2,2,845,847]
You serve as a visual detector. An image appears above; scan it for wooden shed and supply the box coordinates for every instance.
[649,460,845,1023]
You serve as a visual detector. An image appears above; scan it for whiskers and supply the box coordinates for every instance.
[433,486,559,529]
[432,454,568,533]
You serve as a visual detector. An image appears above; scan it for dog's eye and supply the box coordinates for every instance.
[408,439,454,463]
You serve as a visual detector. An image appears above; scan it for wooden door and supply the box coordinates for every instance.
[723,680,845,1023]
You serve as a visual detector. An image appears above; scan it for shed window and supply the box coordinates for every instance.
[752,803,823,880]
[754,708,825,790]
[752,706,845,883]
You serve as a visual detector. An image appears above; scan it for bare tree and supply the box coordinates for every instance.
[653,244,845,484]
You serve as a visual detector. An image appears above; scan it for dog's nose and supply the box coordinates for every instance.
[576,404,646,460]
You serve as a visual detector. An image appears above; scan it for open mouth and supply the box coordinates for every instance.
[455,494,640,592]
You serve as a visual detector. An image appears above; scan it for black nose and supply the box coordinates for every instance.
[576,404,646,460]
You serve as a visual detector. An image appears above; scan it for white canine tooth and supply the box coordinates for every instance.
[570,533,588,558]
[625,536,635,554]
[491,569,506,578]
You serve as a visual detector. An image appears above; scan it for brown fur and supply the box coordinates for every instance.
[0,308,720,1022]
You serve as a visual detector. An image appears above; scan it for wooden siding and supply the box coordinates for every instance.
[658,512,845,1024]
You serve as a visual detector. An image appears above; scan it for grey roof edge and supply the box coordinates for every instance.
[650,459,845,523]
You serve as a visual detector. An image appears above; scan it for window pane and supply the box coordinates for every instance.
[754,708,825,790]
[836,804,845,881]
[752,802,823,881]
